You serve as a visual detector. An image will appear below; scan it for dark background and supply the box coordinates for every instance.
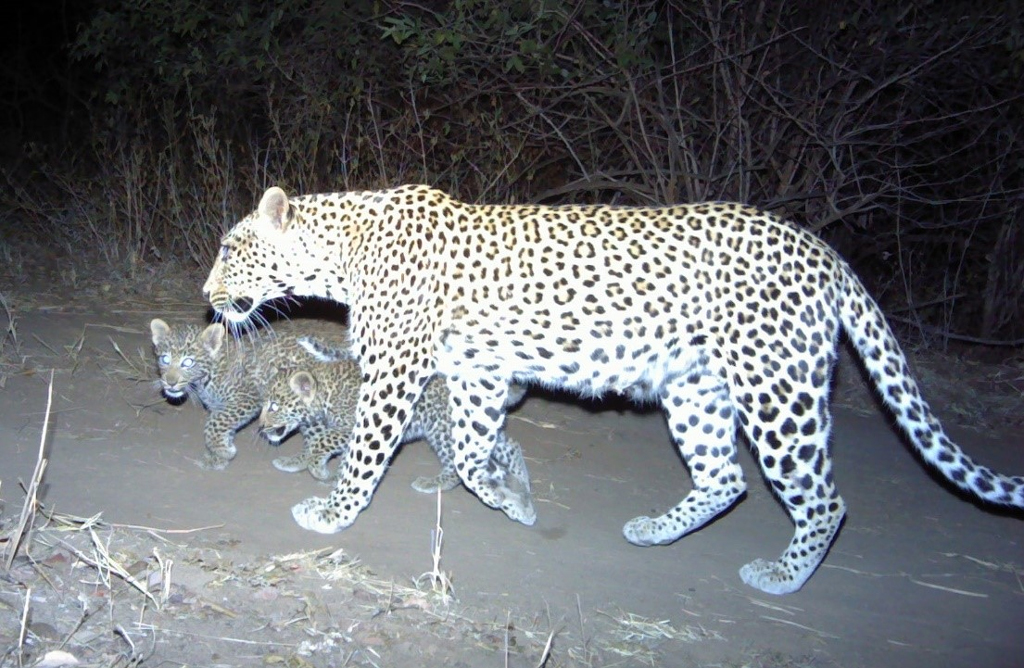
[2,0,1022,349]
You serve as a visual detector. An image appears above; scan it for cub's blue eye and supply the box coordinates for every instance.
[158,354,170,366]
[181,356,195,369]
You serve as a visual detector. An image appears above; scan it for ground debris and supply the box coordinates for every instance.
[1,515,688,667]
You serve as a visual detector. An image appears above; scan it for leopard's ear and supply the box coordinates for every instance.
[257,186,295,232]
[200,322,226,357]
[150,318,170,346]
[289,370,317,404]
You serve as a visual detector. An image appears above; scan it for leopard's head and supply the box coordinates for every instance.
[150,319,226,401]
[203,187,344,333]
[259,368,319,443]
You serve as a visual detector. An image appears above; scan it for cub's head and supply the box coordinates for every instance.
[150,319,226,401]
[203,187,341,332]
[259,368,320,443]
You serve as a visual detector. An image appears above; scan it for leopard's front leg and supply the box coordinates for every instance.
[273,423,346,481]
[200,391,261,470]
[291,362,431,533]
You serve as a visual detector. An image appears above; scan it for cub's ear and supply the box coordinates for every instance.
[289,370,317,404]
[257,186,295,232]
[200,322,227,357]
[150,318,170,346]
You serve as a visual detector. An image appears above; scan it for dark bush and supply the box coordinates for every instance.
[2,0,1022,346]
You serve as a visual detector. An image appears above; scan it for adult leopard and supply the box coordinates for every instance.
[203,185,1024,595]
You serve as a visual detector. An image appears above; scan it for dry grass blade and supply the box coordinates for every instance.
[3,369,53,571]
[0,291,18,388]
[55,528,163,610]
[37,509,106,533]
[942,551,1024,592]
[108,336,151,380]
[152,547,173,606]
[31,334,62,358]
[602,610,679,643]
[414,488,454,602]
[594,607,723,664]
[576,593,588,660]
[908,578,988,598]
[105,334,166,416]
[0,291,15,345]
[313,547,366,581]
[534,628,557,668]
[760,615,839,639]
[18,585,31,656]
[65,327,87,370]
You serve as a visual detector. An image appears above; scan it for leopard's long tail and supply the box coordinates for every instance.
[298,336,354,363]
[837,262,1024,508]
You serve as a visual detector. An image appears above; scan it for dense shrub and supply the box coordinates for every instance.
[2,0,1022,345]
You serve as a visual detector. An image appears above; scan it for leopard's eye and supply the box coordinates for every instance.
[268,401,279,413]
[158,353,170,366]
[181,356,195,369]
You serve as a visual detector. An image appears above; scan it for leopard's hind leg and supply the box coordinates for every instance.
[733,379,846,595]
[622,368,747,545]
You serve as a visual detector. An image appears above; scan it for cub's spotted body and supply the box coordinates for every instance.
[150,318,349,470]
[258,348,535,525]
[203,185,1024,595]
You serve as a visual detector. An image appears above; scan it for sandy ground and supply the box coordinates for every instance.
[1,277,1022,668]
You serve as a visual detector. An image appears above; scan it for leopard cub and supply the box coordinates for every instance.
[259,345,536,526]
[150,318,349,471]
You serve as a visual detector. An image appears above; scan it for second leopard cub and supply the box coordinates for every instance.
[150,318,351,471]
[260,341,536,526]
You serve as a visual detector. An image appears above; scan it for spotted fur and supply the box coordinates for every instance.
[203,185,1024,595]
[150,317,349,470]
[258,349,535,525]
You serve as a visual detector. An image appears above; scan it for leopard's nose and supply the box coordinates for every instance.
[201,275,214,297]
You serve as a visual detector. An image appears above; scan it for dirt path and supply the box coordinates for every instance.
[1,290,1022,668]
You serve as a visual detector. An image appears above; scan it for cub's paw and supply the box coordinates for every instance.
[272,455,308,474]
[307,457,334,482]
[291,496,352,534]
[198,453,232,471]
[411,472,461,494]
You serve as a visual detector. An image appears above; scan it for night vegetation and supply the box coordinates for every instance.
[2,0,1022,346]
